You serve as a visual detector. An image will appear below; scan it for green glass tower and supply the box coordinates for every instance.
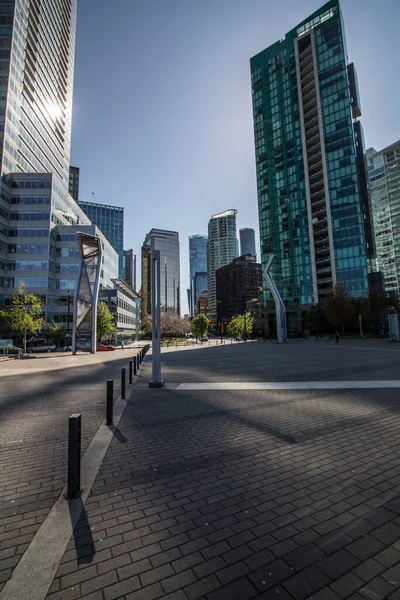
[251,0,369,312]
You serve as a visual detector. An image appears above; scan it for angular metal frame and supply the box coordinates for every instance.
[72,232,103,354]
[264,255,287,344]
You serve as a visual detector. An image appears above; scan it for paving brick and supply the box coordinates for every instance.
[317,549,360,580]
[140,563,174,587]
[248,559,293,592]
[216,560,249,585]
[172,552,204,574]
[353,558,385,583]
[347,536,386,562]
[80,571,119,597]
[161,568,196,594]
[207,576,257,600]
[381,563,400,586]
[184,574,221,599]
[103,575,141,600]
[117,558,152,581]
[125,582,163,600]
[330,572,364,598]
[359,577,395,600]
[372,523,400,546]
[283,565,330,600]
[375,547,400,568]
[285,543,325,571]
[194,557,225,580]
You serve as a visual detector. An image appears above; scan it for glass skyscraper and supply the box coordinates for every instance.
[78,201,124,279]
[239,228,256,258]
[189,234,207,317]
[207,209,238,324]
[251,0,370,310]
[366,141,400,295]
[142,229,180,315]
[0,0,109,317]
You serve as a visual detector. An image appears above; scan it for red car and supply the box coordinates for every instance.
[96,343,116,352]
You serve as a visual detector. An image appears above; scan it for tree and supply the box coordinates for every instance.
[191,314,209,340]
[1,282,43,353]
[97,301,115,342]
[160,313,190,338]
[141,314,152,338]
[43,320,63,346]
[304,304,329,335]
[324,283,354,333]
[226,312,254,340]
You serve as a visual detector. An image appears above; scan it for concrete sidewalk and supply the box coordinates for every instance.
[33,346,400,600]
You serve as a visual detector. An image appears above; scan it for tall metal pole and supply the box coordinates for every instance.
[149,250,164,387]
[67,289,70,348]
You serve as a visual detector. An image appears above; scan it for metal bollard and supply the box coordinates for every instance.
[129,360,133,384]
[106,379,113,426]
[68,414,81,499]
[134,355,137,375]
[121,368,126,400]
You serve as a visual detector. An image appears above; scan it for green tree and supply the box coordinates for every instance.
[324,283,354,333]
[1,282,43,353]
[304,304,329,335]
[97,301,115,342]
[43,320,63,346]
[191,314,208,340]
[226,312,254,340]
[141,314,152,338]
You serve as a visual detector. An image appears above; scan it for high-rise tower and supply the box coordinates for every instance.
[189,234,207,317]
[207,209,238,325]
[251,0,370,314]
[239,228,256,258]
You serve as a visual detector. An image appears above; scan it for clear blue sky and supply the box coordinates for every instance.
[70,0,399,315]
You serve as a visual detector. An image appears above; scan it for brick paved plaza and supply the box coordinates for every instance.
[1,340,400,600]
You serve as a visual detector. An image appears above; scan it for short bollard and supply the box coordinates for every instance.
[67,414,81,499]
[137,352,140,367]
[106,379,113,426]
[129,360,133,384]
[134,355,137,375]
[121,368,126,400]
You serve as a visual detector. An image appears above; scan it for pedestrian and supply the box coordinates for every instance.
[121,340,124,351]
[334,330,340,345]
[380,327,385,338]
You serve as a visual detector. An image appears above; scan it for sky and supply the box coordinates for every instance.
[70,0,400,315]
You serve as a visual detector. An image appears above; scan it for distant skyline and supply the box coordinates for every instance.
[70,0,400,314]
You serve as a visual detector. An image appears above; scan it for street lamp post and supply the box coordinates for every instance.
[67,289,70,349]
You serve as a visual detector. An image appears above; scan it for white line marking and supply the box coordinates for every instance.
[175,381,400,391]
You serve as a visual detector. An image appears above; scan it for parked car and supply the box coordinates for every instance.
[63,345,73,352]
[96,343,116,352]
[200,336,208,342]
[27,340,56,353]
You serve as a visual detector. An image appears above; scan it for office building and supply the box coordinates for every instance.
[78,201,124,279]
[0,1,108,320]
[141,229,180,316]
[196,292,208,316]
[251,0,370,320]
[189,235,207,317]
[207,209,238,324]
[192,271,207,317]
[99,280,140,343]
[216,255,262,323]
[69,166,80,203]
[366,141,400,295]
[123,249,136,290]
[239,228,256,258]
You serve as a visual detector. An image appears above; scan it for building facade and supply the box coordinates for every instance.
[366,141,400,295]
[207,209,238,324]
[123,249,136,290]
[189,234,207,317]
[239,228,256,258]
[99,279,140,343]
[216,255,262,324]
[141,229,180,316]
[251,0,370,315]
[78,201,124,279]
[0,0,99,314]
[69,166,80,203]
